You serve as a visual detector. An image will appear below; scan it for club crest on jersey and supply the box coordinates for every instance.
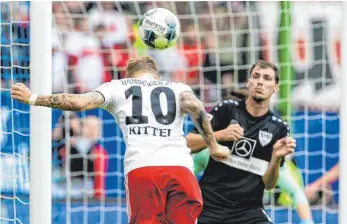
[258,131,273,147]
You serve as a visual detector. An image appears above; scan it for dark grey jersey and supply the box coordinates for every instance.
[191,99,289,208]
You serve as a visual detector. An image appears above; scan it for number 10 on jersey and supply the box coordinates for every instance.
[125,86,177,125]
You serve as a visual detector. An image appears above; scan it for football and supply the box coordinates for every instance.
[139,8,180,50]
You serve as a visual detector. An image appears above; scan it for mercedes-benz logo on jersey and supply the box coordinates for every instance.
[231,137,256,160]
[234,140,253,157]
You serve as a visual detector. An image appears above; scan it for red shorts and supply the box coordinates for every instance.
[125,166,203,224]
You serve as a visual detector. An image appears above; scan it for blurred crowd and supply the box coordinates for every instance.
[51,1,262,104]
[1,1,265,199]
[0,1,341,204]
[52,113,108,199]
[1,1,30,87]
[1,1,266,103]
[49,0,260,199]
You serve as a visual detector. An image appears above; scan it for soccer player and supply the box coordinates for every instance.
[193,149,314,224]
[11,55,230,224]
[276,161,314,224]
[193,86,314,224]
[186,60,296,224]
[305,163,339,202]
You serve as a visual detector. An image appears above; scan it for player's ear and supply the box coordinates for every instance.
[273,83,279,93]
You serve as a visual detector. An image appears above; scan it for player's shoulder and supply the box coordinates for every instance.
[101,79,123,87]
[170,81,192,91]
[268,113,290,132]
[94,80,122,94]
[209,99,241,115]
[166,82,195,96]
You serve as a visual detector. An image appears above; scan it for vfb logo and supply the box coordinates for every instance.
[258,130,273,147]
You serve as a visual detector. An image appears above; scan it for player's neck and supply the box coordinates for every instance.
[129,70,160,80]
[245,97,269,117]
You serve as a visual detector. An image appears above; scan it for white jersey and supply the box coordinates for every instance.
[95,76,195,175]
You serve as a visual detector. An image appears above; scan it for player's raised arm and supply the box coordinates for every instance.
[262,136,296,190]
[180,91,214,148]
[11,83,104,111]
[180,91,229,161]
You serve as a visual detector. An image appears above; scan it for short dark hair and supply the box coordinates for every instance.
[250,60,279,84]
[126,56,159,77]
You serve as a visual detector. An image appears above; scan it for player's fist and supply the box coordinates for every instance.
[273,137,296,159]
[10,83,32,104]
[218,124,244,142]
[209,144,230,162]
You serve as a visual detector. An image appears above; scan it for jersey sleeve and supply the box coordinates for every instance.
[190,102,232,134]
[276,122,290,167]
[278,122,290,139]
[93,81,118,109]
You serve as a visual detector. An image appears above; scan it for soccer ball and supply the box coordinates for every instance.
[139,8,180,50]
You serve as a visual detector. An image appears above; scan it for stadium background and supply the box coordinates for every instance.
[0,1,340,223]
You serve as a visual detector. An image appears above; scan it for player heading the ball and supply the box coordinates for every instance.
[11,55,229,224]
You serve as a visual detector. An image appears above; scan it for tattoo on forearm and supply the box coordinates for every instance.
[193,110,215,146]
[181,92,216,146]
[36,94,80,111]
[50,95,65,107]
[35,92,104,111]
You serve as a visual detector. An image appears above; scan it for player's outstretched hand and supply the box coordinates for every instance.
[273,137,296,158]
[11,83,32,104]
[210,144,230,162]
[304,182,321,202]
[218,124,244,142]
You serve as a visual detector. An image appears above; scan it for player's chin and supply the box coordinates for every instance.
[251,94,266,102]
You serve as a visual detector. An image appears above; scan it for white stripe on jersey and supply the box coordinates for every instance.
[262,209,272,222]
[125,176,131,221]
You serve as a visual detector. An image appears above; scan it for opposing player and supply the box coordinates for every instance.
[275,160,314,224]
[11,56,229,224]
[305,163,339,202]
[186,60,296,224]
[193,148,314,224]
[193,87,314,224]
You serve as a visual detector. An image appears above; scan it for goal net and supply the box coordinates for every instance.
[1,1,341,224]
[1,1,31,224]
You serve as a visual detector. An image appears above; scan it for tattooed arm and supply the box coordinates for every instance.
[34,92,104,111]
[11,83,104,111]
[180,91,214,147]
[180,91,229,160]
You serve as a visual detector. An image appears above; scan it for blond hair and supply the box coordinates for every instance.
[126,55,159,78]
